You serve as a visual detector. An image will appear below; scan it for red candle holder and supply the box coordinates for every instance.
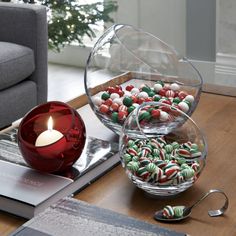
[18,101,86,173]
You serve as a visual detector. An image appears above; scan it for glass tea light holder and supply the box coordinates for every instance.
[84,24,203,135]
[18,101,86,173]
[119,102,207,197]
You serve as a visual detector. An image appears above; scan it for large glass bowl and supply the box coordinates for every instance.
[84,24,203,134]
[119,102,207,197]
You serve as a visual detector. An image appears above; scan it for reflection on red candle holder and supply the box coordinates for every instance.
[18,101,86,173]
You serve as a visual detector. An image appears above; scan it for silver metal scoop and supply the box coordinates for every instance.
[154,189,229,222]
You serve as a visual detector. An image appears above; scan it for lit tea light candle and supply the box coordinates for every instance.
[35,116,63,147]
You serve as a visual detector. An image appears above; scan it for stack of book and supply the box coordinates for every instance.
[0,128,120,219]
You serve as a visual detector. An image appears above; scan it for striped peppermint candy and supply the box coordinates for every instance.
[127,161,139,172]
[135,139,146,147]
[165,90,175,98]
[165,154,172,161]
[172,174,185,185]
[152,148,160,157]
[123,153,132,163]
[171,141,180,149]
[127,139,135,147]
[150,138,162,149]
[118,105,128,112]
[180,163,190,170]
[139,149,149,157]
[173,206,184,218]
[137,167,150,181]
[191,143,198,150]
[139,157,151,166]
[171,148,178,156]
[158,176,173,185]
[164,163,180,179]
[165,144,173,154]
[151,167,164,182]
[142,145,152,153]
[183,141,192,150]
[154,160,167,169]
[159,149,166,160]
[146,163,157,173]
[175,157,187,165]
[162,205,175,219]
[157,137,167,146]
[132,156,139,162]
[178,149,191,158]
[191,151,202,158]
[191,162,200,172]
[181,167,195,180]
[127,148,138,156]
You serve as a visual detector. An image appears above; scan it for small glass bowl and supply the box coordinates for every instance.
[18,101,86,173]
[84,24,203,134]
[119,102,207,197]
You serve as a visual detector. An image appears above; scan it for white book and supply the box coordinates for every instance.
[0,129,119,219]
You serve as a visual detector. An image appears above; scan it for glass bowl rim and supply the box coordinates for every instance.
[120,101,208,164]
[85,23,203,88]
[113,24,203,88]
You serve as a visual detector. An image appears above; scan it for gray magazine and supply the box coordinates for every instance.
[11,198,185,236]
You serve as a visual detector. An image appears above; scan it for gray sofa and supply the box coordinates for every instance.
[0,2,48,128]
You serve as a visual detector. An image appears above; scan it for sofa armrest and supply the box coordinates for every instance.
[0,2,48,104]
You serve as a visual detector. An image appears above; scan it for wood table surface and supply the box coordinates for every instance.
[1,92,236,236]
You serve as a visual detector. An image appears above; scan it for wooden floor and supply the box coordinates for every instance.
[48,63,85,102]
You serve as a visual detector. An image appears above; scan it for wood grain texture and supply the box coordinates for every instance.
[1,92,236,236]
[76,93,236,236]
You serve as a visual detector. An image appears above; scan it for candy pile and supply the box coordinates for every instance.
[162,205,185,219]
[122,137,202,186]
[93,81,195,124]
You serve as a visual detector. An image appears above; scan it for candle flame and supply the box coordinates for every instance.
[47,116,53,131]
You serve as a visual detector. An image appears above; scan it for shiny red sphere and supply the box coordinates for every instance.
[18,101,86,173]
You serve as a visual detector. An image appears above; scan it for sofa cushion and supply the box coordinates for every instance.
[0,80,37,128]
[0,41,35,90]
